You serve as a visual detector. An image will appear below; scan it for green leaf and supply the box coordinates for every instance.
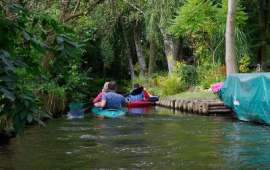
[57,36,64,44]
[20,93,35,102]
[0,51,15,71]
[30,38,48,53]
[0,88,15,101]
[34,117,45,127]
[27,114,33,122]
[23,31,31,41]
[8,4,27,13]
[20,111,28,120]
[0,75,16,83]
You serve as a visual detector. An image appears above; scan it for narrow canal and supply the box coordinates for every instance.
[1,107,270,170]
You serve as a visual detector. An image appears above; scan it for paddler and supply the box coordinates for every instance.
[94,81,126,109]
[127,83,151,102]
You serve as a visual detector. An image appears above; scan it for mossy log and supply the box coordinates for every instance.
[157,98,231,115]
[208,109,232,113]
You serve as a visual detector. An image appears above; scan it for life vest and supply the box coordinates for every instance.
[127,92,144,102]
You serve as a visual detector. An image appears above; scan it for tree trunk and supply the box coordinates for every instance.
[258,0,269,69]
[121,22,135,86]
[160,28,178,74]
[60,0,71,22]
[148,40,157,76]
[128,52,135,86]
[133,24,147,77]
[225,0,238,76]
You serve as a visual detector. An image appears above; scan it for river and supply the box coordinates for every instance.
[1,107,270,170]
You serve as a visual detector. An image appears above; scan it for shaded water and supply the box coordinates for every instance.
[1,107,270,170]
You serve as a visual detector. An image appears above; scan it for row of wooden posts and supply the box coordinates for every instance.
[156,98,232,115]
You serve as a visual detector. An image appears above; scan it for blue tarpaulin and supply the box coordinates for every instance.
[220,73,270,125]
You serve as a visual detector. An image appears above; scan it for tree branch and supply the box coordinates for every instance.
[123,0,144,15]
[64,0,105,22]
[72,0,81,14]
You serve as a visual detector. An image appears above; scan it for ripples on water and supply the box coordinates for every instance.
[1,107,270,170]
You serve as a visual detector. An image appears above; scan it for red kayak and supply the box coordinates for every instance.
[127,100,153,108]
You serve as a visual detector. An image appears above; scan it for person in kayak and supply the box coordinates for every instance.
[94,81,126,109]
[92,82,109,104]
[127,83,151,102]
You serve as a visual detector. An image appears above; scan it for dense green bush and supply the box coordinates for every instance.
[0,3,93,134]
[197,64,226,89]
[158,74,187,95]
[175,62,198,87]
[133,73,188,96]
[239,54,251,73]
[0,50,49,134]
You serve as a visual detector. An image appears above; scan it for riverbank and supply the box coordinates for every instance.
[165,90,218,100]
[0,131,16,145]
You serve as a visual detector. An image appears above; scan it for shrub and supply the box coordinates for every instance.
[0,50,49,134]
[152,73,187,96]
[40,82,66,117]
[239,54,251,73]
[197,64,226,89]
[175,62,198,87]
[132,73,188,96]
[158,74,188,96]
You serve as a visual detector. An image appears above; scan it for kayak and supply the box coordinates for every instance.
[127,100,153,108]
[127,96,159,108]
[91,107,126,118]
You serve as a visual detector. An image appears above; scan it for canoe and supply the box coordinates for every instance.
[91,107,126,118]
[127,100,153,108]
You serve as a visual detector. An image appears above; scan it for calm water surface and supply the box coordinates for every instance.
[1,107,270,170]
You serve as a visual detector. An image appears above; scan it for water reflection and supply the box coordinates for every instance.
[221,122,270,169]
[128,106,154,115]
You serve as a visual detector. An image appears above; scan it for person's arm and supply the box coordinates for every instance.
[93,92,103,103]
[95,93,107,107]
[94,99,106,107]
[122,96,128,107]
[143,90,151,100]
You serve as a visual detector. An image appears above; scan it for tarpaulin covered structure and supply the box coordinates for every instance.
[220,73,270,125]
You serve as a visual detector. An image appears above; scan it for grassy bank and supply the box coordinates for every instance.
[162,90,219,100]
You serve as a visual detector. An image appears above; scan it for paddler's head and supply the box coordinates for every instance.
[134,83,144,90]
[102,82,109,92]
[108,81,117,92]
[133,83,140,89]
